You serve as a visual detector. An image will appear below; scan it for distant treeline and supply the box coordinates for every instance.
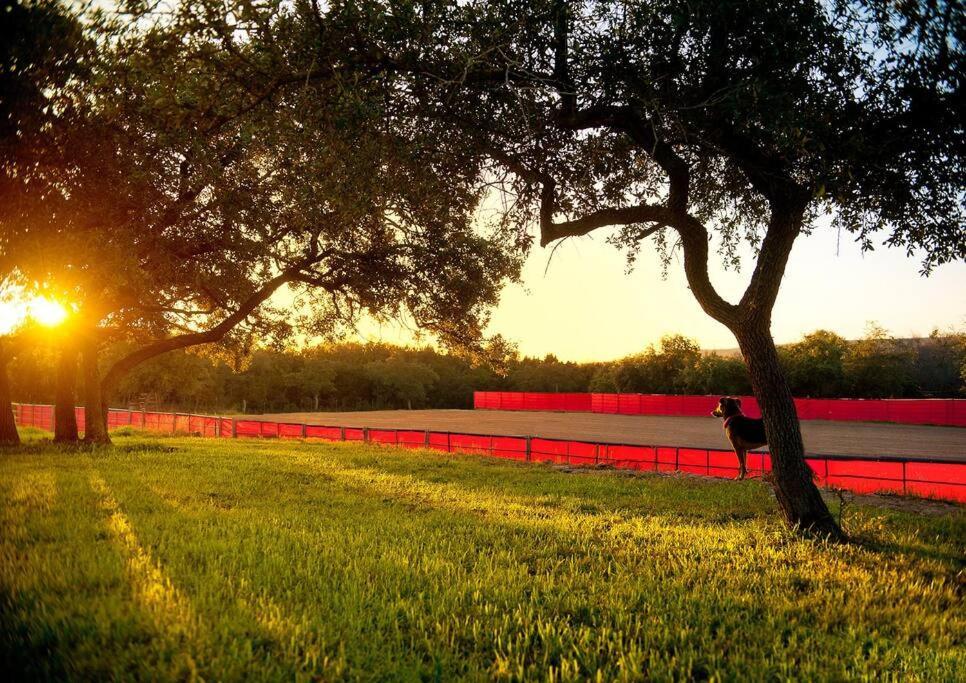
[8,326,964,413]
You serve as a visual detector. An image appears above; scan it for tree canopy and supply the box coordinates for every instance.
[1,0,522,441]
[270,0,962,535]
[2,0,960,534]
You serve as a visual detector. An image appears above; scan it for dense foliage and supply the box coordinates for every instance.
[286,0,962,534]
[0,0,522,442]
[2,0,960,532]
[9,327,962,413]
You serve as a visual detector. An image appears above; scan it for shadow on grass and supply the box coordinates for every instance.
[0,586,71,680]
[83,435,966,569]
[2,439,179,456]
[96,459,796,680]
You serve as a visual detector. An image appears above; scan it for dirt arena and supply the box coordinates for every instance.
[254,409,966,462]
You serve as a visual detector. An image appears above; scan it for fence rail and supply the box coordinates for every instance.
[11,402,966,504]
[473,392,966,427]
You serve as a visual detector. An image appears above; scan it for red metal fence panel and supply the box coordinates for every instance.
[472,392,965,426]
[305,425,342,441]
[530,438,569,464]
[395,430,427,449]
[428,432,452,452]
[10,403,965,504]
[278,423,304,439]
[491,436,528,461]
[343,427,365,442]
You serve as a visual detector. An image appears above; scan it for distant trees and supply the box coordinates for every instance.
[591,335,751,396]
[365,360,439,411]
[683,354,753,397]
[843,325,917,399]
[506,355,597,393]
[779,331,849,398]
[8,326,962,415]
[918,329,966,396]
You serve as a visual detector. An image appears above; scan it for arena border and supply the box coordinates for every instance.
[473,391,966,427]
[11,403,966,504]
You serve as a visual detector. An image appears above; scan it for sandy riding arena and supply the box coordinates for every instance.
[253,409,966,462]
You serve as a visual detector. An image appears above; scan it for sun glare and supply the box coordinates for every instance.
[0,295,68,334]
[29,297,68,327]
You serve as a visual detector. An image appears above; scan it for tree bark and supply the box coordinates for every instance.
[734,324,842,538]
[524,86,841,537]
[81,342,110,444]
[0,351,19,446]
[54,345,79,443]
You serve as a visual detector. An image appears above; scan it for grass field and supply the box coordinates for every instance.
[1,430,963,681]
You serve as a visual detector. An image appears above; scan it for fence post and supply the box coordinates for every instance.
[231,418,237,438]
[301,423,307,438]
[340,426,346,441]
[525,436,532,462]
[675,447,680,472]
[363,427,369,443]
[171,412,176,433]
[424,430,430,447]
[215,417,221,438]
[447,432,451,453]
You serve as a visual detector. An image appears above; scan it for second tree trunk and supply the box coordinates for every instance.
[81,342,110,444]
[735,325,842,538]
[0,353,19,446]
[54,346,79,443]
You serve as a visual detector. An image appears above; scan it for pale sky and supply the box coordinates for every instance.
[358,219,966,362]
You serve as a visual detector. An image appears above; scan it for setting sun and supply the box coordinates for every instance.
[0,295,68,334]
[28,296,68,327]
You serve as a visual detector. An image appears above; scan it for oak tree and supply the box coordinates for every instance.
[2,0,521,443]
[301,0,964,535]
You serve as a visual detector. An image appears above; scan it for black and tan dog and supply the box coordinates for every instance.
[711,396,767,480]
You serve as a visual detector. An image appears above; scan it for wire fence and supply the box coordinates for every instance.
[473,392,966,427]
[12,402,966,504]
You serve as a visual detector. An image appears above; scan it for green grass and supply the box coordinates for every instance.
[1,433,963,681]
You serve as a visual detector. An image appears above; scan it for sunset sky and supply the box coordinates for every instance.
[360,217,966,361]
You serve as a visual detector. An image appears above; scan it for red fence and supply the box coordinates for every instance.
[474,392,966,427]
[11,403,966,504]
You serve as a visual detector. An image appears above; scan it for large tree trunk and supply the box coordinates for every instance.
[81,342,110,445]
[54,346,79,443]
[734,325,842,538]
[0,352,19,446]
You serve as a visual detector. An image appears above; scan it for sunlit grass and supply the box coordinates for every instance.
[1,434,963,680]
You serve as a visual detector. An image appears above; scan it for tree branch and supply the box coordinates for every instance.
[737,197,808,324]
[491,150,738,325]
[100,268,297,393]
[554,104,691,212]
[676,215,740,326]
